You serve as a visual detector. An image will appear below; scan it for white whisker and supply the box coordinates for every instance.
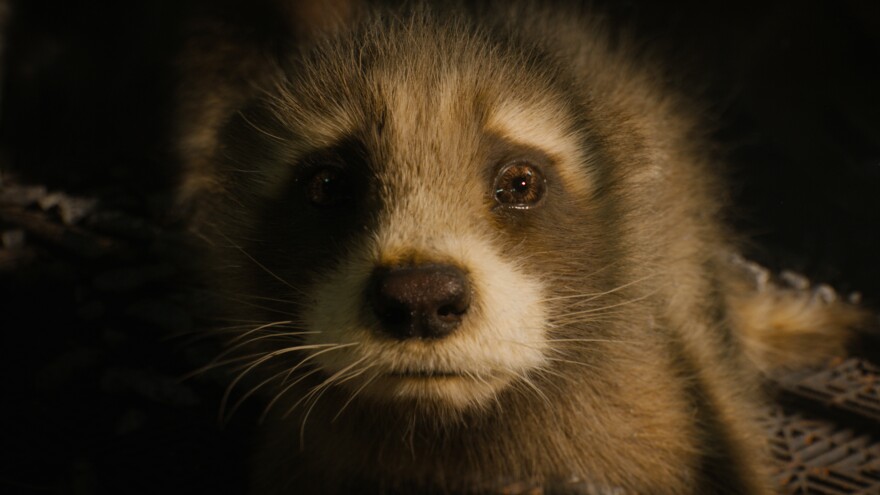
[220,343,355,422]
[544,356,602,372]
[260,367,323,423]
[332,367,379,422]
[224,365,298,422]
[179,351,266,382]
[296,356,372,448]
[279,342,360,384]
[227,320,296,344]
[213,330,320,365]
[214,229,304,295]
[540,272,658,304]
[550,290,658,319]
[515,373,552,408]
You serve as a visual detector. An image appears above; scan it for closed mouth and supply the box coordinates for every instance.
[366,368,507,406]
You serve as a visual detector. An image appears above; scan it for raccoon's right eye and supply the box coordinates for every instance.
[305,167,350,207]
[493,162,546,209]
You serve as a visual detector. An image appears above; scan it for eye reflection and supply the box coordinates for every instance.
[306,167,350,207]
[494,163,546,208]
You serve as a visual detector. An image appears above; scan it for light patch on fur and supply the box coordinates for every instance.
[302,230,549,410]
[487,100,593,198]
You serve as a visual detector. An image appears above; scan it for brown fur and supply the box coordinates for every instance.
[175,2,867,493]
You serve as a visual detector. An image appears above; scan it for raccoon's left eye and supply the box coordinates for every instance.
[494,163,546,208]
[305,167,350,207]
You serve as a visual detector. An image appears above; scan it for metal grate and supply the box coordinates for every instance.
[768,358,880,494]
[776,358,880,423]
[763,407,879,494]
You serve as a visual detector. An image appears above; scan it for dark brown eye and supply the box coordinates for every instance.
[306,167,349,207]
[493,163,546,208]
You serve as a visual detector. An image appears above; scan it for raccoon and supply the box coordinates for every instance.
[175,1,866,493]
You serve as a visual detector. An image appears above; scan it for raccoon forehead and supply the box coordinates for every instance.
[263,19,593,193]
[271,12,582,150]
[275,73,588,168]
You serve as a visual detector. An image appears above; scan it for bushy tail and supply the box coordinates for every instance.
[726,255,872,373]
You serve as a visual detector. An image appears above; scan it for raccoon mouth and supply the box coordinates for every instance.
[365,368,509,407]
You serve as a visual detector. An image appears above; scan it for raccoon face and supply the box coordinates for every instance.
[212,26,609,414]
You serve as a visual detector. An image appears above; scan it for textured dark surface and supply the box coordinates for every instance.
[767,360,880,494]
[0,176,251,494]
[776,358,880,424]
[763,406,880,494]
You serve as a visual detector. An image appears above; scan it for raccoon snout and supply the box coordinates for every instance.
[369,264,471,340]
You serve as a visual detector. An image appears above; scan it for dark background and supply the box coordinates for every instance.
[0,0,878,494]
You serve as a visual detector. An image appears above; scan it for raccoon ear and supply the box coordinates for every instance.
[282,0,360,41]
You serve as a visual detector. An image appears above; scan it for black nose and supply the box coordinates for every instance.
[369,264,471,340]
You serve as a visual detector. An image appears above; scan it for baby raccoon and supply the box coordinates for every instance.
[175,1,866,493]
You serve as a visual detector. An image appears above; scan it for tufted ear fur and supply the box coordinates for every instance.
[173,0,359,217]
